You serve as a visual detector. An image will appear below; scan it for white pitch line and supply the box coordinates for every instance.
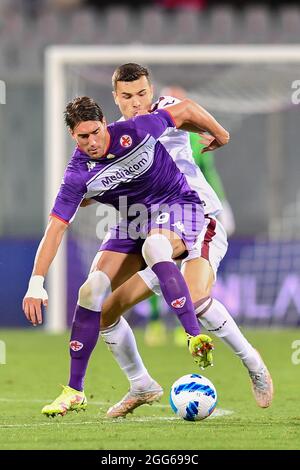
[0,421,98,428]
[0,398,233,416]
[0,404,233,429]
[0,398,167,408]
[0,408,233,429]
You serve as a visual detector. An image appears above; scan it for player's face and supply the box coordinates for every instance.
[113,76,154,119]
[71,120,108,158]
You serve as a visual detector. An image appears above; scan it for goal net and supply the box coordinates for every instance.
[45,45,300,332]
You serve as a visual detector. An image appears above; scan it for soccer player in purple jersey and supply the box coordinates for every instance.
[23,95,229,416]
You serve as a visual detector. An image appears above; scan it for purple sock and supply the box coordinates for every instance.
[68,305,101,392]
[151,261,200,336]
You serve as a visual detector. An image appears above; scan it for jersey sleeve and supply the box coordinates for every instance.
[50,167,87,224]
[133,108,176,140]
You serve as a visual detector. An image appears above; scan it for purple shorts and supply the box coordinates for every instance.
[99,201,205,256]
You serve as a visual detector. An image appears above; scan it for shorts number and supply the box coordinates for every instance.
[156,212,169,224]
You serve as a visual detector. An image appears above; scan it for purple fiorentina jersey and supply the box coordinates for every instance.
[51,109,201,224]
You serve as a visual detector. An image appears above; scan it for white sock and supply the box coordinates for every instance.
[101,316,153,391]
[198,298,263,373]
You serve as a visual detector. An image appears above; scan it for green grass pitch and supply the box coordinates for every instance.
[0,328,300,450]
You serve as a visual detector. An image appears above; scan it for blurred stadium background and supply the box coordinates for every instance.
[2,1,300,451]
[1,0,300,330]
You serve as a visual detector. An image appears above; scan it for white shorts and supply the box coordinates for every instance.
[138,216,228,296]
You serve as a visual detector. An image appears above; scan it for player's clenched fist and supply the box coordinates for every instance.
[201,131,230,154]
[22,275,48,326]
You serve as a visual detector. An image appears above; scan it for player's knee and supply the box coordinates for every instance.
[187,271,214,304]
[142,234,173,268]
[189,287,211,304]
[78,270,111,311]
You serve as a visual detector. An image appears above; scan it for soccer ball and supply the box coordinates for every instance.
[169,374,217,421]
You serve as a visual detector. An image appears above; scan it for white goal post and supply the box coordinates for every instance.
[44,44,300,333]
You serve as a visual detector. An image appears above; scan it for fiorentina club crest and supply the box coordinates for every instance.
[87,161,97,172]
[70,340,83,351]
[120,135,132,148]
[171,297,186,309]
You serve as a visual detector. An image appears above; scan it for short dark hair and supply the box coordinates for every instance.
[64,96,104,130]
[112,63,150,90]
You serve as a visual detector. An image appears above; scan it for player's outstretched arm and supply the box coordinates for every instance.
[166,99,230,151]
[22,216,68,326]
